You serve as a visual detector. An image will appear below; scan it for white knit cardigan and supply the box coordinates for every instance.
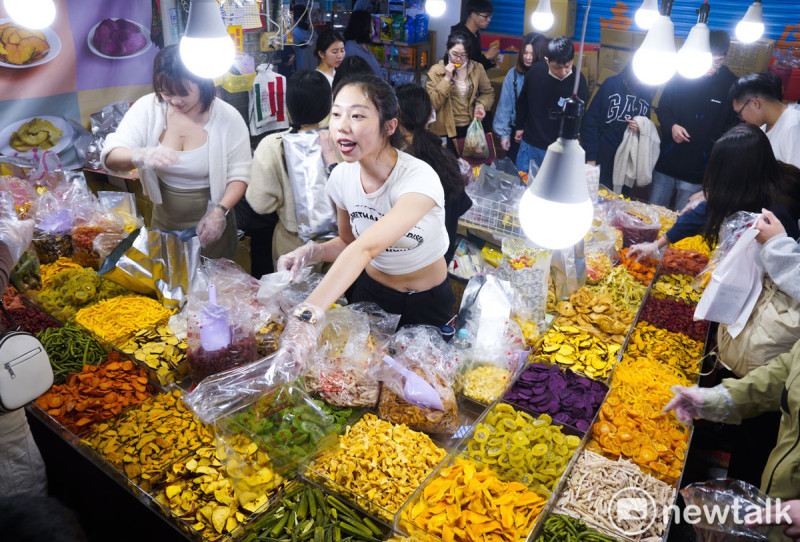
[101,93,251,205]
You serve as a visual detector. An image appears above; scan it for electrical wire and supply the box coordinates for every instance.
[572,0,591,97]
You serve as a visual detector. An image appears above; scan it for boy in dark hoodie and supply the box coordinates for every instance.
[649,30,738,211]
[582,62,654,192]
[450,0,499,72]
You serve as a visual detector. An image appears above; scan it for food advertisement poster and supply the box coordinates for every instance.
[0,0,157,166]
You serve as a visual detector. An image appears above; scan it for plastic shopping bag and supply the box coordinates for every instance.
[695,220,763,335]
[462,118,488,159]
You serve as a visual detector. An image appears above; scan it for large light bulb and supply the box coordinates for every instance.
[736,1,764,43]
[425,0,446,17]
[678,22,711,78]
[3,0,55,29]
[635,0,659,29]
[633,14,677,85]
[531,0,554,31]
[518,138,593,250]
[180,0,235,79]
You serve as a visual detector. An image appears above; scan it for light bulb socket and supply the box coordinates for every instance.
[660,0,673,17]
[696,2,710,24]
[184,0,228,39]
[557,95,586,140]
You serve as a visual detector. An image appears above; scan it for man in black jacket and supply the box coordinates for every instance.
[450,0,499,72]
[513,36,589,172]
[649,30,738,211]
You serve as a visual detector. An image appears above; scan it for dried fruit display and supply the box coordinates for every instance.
[553,287,634,344]
[536,326,621,380]
[120,325,187,380]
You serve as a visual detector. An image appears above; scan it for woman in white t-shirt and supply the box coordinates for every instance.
[276,74,455,369]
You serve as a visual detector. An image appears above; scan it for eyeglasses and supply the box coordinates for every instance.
[736,97,752,120]
[449,51,468,60]
[475,12,492,19]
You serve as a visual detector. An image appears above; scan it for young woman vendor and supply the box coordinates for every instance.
[275,74,454,369]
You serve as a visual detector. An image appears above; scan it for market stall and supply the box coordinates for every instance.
[0,160,730,542]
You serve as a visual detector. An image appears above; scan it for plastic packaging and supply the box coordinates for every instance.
[462,118,488,159]
[460,319,526,404]
[694,211,760,290]
[608,200,662,248]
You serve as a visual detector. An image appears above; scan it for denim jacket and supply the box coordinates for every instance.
[492,68,525,140]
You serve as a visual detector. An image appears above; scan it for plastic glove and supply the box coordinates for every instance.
[273,302,325,378]
[662,384,742,425]
[746,498,800,539]
[196,205,227,246]
[276,242,324,280]
[131,146,179,170]
[0,218,34,265]
[627,240,661,262]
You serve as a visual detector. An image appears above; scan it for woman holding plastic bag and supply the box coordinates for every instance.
[628,124,800,259]
[101,45,251,259]
[426,31,494,156]
[275,74,455,375]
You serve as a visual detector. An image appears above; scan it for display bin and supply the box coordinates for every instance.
[393,451,553,542]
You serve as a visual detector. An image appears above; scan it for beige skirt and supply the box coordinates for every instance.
[151,180,238,260]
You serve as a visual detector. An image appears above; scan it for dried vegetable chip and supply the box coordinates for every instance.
[463,365,512,404]
[671,235,714,257]
[154,436,284,540]
[307,413,446,520]
[535,514,620,542]
[586,266,647,314]
[588,355,692,479]
[244,481,384,542]
[400,456,548,542]
[535,326,621,380]
[84,389,215,488]
[617,247,657,285]
[121,325,187,380]
[627,323,703,379]
[503,363,608,432]
[556,450,676,541]
[464,404,580,491]
[34,352,154,436]
[661,247,709,277]
[639,297,709,342]
[378,385,458,435]
[75,295,173,345]
[652,274,703,304]
[553,287,634,344]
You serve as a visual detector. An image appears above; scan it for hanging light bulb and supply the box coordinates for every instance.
[425,0,446,17]
[677,3,711,78]
[736,0,764,43]
[635,0,659,30]
[518,96,593,250]
[633,0,676,85]
[3,0,55,29]
[531,0,555,32]
[180,0,235,79]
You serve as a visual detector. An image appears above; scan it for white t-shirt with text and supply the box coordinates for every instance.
[765,107,800,169]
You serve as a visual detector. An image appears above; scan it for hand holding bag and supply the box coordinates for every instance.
[0,300,53,412]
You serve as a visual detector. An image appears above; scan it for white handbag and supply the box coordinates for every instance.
[0,300,53,412]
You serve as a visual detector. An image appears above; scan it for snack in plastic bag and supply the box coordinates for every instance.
[608,200,662,248]
[461,319,526,404]
[376,326,462,434]
[462,118,488,159]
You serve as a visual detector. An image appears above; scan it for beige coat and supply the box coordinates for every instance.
[426,60,495,139]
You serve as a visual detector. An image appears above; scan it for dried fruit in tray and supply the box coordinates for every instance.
[652,273,703,304]
[37,323,107,380]
[627,322,704,378]
[34,267,130,320]
[34,353,154,436]
[536,325,621,380]
[617,247,657,284]
[556,449,676,541]
[464,404,580,491]
[672,234,714,257]
[463,365,512,404]
[588,355,692,479]
[536,513,620,542]
[153,435,285,540]
[639,296,709,342]
[401,456,548,542]
[307,413,446,520]
[661,247,709,277]
[553,287,635,344]
[120,325,187,379]
[586,266,647,314]
[39,257,84,288]
[245,481,384,542]
[2,285,59,333]
[74,295,173,345]
[503,363,608,432]
[85,389,216,488]
[378,383,458,435]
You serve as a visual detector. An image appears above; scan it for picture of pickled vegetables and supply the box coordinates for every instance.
[10,117,62,151]
[0,22,49,65]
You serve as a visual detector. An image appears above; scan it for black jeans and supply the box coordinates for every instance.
[349,271,455,328]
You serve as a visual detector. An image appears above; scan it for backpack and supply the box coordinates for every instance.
[0,300,53,412]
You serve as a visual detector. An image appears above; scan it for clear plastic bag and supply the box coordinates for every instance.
[608,200,662,248]
[460,318,526,405]
[694,211,759,290]
[376,326,463,434]
[680,479,778,541]
[0,175,38,219]
[462,118,488,159]
[584,237,615,285]
[71,210,128,269]
[30,182,96,264]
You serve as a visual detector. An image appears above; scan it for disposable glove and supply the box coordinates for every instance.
[273,302,325,378]
[662,384,742,425]
[0,218,34,265]
[276,242,324,280]
[627,240,661,261]
[196,205,227,246]
[131,146,179,170]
